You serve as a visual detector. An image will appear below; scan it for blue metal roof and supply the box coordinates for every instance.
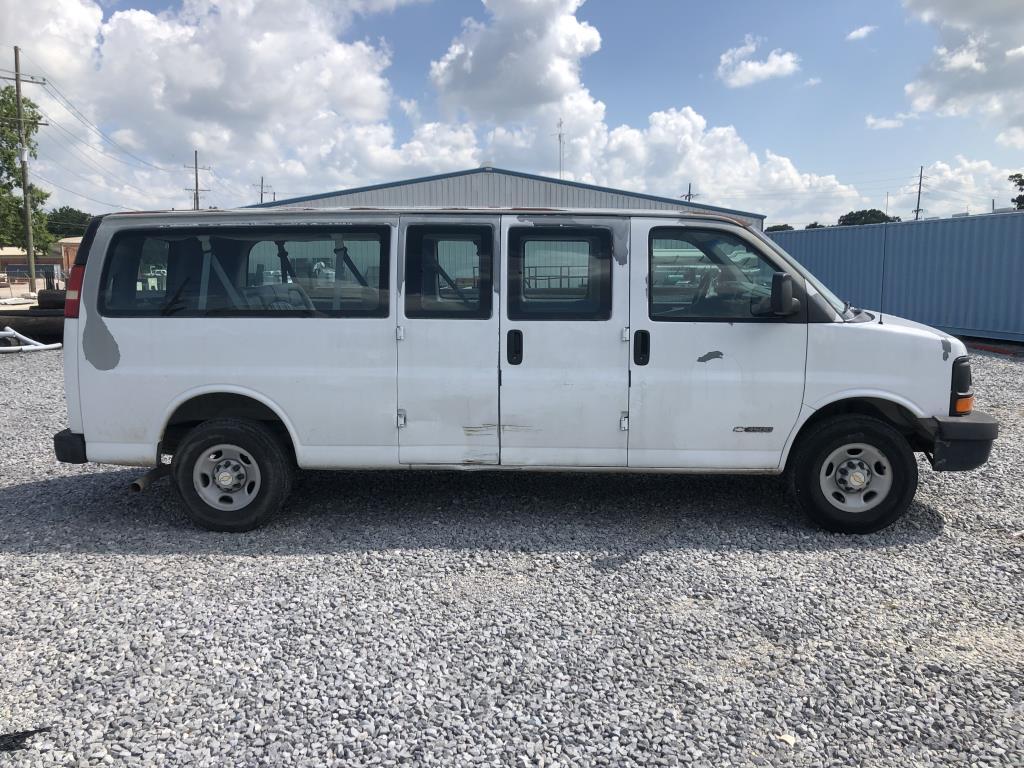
[249,166,765,221]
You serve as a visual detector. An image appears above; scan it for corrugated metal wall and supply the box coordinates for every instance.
[274,170,764,229]
[769,212,1024,342]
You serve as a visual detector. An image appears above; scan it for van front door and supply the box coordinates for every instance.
[498,216,630,466]
[627,219,807,469]
[397,217,500,465]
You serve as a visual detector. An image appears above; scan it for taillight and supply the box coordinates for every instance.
[65,265,85,318]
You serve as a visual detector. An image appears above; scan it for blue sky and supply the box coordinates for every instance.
[5,0,1022,223]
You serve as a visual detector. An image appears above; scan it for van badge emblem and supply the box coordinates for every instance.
[733,426,774,433]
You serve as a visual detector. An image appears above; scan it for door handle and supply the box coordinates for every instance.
[633,330,650,366]
[507,329,523,365]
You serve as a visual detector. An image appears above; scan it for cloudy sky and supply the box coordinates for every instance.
[1,0,1021,225]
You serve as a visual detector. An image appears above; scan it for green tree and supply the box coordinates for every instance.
[837,209,901,226]
[0,85,53,255]
[1010,173,1024,210]
[765,224,794,232]
[805,222,825,229]
[47,204,92,238]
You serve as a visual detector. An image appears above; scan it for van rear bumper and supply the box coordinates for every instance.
[54,429,88,464]
[919,411,998,472]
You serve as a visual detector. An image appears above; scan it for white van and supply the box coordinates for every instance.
[54,208,997,533]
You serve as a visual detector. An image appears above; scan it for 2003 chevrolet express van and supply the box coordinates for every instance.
[53,208,998,533]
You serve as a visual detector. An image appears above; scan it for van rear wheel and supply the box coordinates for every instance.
[172,418,293,532]
[788,414,918,534]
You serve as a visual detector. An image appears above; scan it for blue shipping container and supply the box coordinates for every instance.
[769,212,1024,342]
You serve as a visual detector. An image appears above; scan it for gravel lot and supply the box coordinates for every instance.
[1,350,1021,767]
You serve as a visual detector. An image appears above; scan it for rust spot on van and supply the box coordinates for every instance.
[941,338,952,361]
[697,350,723,363]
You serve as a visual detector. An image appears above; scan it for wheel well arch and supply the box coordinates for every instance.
[161,391,297,460]
[784,396,928,469]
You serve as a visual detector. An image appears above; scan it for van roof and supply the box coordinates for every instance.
[100,206,757,230]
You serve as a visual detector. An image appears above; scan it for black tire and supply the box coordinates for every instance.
[788,414,918,534]
[172,418,293,532]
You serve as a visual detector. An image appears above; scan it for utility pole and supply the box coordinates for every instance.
[682,183,701,203]
[183,149,210,210]
[14,46,36,293]
[885,191,889,217]
[251,177,273,205]
[555,118,565,180]
[913,165,924,221]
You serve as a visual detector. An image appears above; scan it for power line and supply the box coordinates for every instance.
[20,48,179,173]
[37,115,155,197]
[32,171,132,210]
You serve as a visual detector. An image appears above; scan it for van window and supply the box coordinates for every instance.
[508,228,612,320]
[649,228,778,321]
[98,227,390,317]
[404,225,493,319]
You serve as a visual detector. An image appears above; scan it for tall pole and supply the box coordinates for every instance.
[14,47,36,292]
[260,175,264,204]
[193,150,200,211]
[556,118,564,180]
[913,165,923,221]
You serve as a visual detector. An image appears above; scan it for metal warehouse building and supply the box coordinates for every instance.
[257,166,765,230]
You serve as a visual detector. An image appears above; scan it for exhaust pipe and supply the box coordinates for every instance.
[130,464,170,492]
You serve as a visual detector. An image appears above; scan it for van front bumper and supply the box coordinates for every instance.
[919,411,998,472]
[54,429,88,464]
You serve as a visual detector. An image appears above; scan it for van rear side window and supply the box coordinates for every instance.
[98,227,390,317]
[507,228,612,320]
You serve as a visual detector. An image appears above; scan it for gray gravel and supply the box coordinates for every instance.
[1,350,1022,767]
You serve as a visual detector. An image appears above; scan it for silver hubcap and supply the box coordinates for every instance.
[192,444,262,512]
[819,442,893,513]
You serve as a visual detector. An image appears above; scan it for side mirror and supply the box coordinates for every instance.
[770,272,801,316]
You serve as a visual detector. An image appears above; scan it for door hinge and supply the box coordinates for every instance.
[396,409,407,428]
[621,326,630,342]
[620,412,629,431]
[395,325,405,341]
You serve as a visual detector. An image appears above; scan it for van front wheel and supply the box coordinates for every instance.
[788,415,918,534]
[172,419,293,532]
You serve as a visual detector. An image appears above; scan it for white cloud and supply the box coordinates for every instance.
[846,25,877,41]
[902,1,1024,140]
[936,36,987,72]
[716,35,801,88]
[996,127,1024,148]
[804,77,822,87]
[430,0,600,121]
[890,156,1019,217]
[866,115,904,129]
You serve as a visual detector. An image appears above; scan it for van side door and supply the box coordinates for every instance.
[498,216,630,466]
[627,219,807,469]
[396,216,500,465]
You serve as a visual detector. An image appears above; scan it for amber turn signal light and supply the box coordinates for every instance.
[953,395,974,415]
